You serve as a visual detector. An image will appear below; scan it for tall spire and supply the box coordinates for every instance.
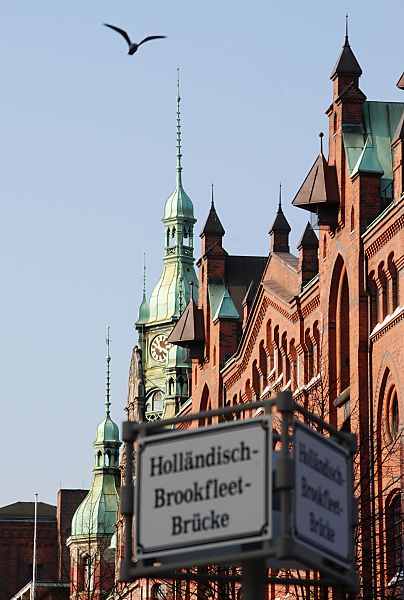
[143,252,147,299]
[278,183,282,210]
[176,68,182,185]
[330,16,362,79]
[211,182,215,207]
[105,327,111,418]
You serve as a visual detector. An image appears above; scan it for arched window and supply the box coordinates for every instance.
[329,257,350,405]
[385,493,402,580]
[259,340,267,388]
[368,271,378,330]
[252,360,260,398]
[266,320,274,371]
[378,262,388,320]
[387,253,398,312]
[305,328,314,383]
[386,385,400,441]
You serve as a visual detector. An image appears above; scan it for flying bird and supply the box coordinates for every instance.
[103,23,166,55]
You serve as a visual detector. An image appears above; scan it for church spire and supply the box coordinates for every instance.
[105,327,111,418]
[176,68,182,186]
[330,15,362,80]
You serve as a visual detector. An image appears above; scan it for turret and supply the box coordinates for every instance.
[67,332,120,599]
[269,185,291,253]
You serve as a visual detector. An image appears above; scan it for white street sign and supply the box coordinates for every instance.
[136,418,272,558]
[294,422,351,563]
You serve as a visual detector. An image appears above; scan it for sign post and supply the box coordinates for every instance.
[120,391,358,594]
[136,418,272,559]
[294,422,351,565]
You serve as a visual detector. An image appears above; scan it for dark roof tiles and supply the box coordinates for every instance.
[200,201,225,237]
[330,38,362,79]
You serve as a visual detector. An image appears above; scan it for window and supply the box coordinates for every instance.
[387,386,399,441]
[386,493,403,579]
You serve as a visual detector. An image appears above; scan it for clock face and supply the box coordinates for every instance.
[150,334,171,362]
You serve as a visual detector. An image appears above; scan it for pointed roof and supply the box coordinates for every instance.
[167,296,204,345]
[292,152,339,212]
[330,28,362,79]
[213,288,239,321]
[164,71,195,222]
[397,73,404,89]
[70,341,121,540]
[200,198,225,237]
[351,138,384,176]
[269,206,291,233]
[298,222,318,248]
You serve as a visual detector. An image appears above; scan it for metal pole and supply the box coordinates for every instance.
[32,493,38,600]
[242,558,266,600]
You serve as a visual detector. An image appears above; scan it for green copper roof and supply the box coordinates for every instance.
[351,138,384,177]
[343,101,404,196]
[70,344,121,540]
[164,185,195,221]
[164,73,195,222]
[209,285,240,322]
[147,262,198,324]
[95,415,120,445]
[213,288,239,321]
[137,295,150,325]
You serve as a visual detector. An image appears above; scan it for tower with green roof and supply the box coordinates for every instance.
[135,72,198,420]
[67,334,120,598]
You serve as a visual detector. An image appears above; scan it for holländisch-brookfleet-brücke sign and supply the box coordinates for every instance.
[294,421,351,563]
[136,418,272,558]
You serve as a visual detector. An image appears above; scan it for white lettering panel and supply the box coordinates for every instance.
[294,422,350,562]
[136,418,271,558]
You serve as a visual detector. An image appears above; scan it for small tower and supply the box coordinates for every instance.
[269,184,291,253]
[67,332,121,600]
[135,71,198,420]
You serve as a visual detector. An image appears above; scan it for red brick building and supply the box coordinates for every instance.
[169,34,404,598]
[0,491,87,600]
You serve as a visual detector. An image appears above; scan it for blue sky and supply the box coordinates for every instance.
[1,0,403,506]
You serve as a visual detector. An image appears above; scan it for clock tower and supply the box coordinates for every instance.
[135,73,198,421]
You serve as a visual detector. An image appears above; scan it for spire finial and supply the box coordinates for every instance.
[278,183,282,211]
[211,182,214,208]
[345,13,349,44]
[143,252,147,298]
[176,68,182,183]
[105,327,111,418]
[319,132,324,154]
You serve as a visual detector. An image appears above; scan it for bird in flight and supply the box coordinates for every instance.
[103,24,166,55]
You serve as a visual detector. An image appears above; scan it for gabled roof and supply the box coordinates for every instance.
[200,201,225,237]
[292,152,339,212]
[397,73,404,89]
[330,37,362,79]
[167,297,204,345]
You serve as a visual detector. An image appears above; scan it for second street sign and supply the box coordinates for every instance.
[136,417,272,558]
